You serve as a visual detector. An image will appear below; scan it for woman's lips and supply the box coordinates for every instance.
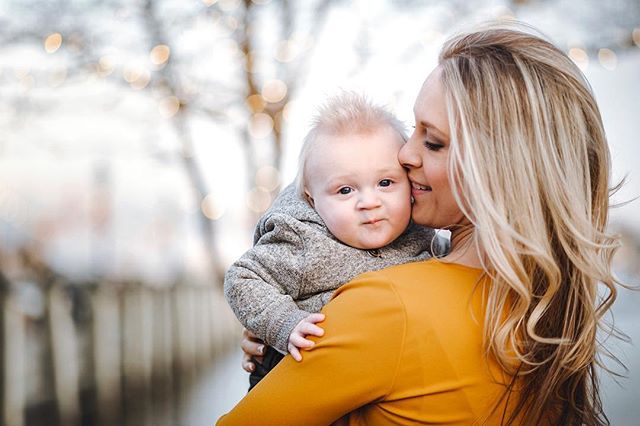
[411,182,432,193]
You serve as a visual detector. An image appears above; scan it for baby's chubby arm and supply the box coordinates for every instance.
[224,212,314,353]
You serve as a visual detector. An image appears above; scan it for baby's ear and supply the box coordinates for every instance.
[304,189,315,207]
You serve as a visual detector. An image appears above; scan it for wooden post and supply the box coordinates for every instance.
[171,284,197,420]
[3,289,25,426]
[194,286,208,370]
[150,288,174,426]
[177,286,197,380]
[139,287,153,426]
[210,290,223,358]
[0,271,9,426]
[211,290,238,356]
[92,285,122,426]
[121,285,153,426]
[201,287,215,362]
[49,284,80,426]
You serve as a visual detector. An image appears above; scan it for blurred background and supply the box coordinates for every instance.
[0,0,638,425]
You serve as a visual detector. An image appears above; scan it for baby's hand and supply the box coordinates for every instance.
[287,313,325,362]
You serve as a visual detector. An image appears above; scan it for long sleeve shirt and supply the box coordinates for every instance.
[218,259,523,425]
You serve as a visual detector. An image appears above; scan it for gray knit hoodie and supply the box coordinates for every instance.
[224,183,440,353]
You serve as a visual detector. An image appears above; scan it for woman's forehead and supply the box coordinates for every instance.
[416,66,444,105]
[414,67,449,134]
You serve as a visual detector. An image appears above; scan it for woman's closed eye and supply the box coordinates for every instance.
[424,139,444,151]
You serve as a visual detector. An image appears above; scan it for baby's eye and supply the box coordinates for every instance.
[379,179,392,187]
[338,187,352,195]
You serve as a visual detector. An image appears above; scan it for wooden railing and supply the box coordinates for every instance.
[0,270,240,426]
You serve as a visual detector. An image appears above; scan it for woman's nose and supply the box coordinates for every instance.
[398,137,421,169]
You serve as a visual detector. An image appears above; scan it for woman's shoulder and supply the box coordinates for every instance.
[356,259,483,284]
[333,259,484,310]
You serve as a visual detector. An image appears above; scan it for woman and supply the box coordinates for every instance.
[218,23,620,425]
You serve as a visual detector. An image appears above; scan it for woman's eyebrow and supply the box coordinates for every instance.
[419,120,447,138]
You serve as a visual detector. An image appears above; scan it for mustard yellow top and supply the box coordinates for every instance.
[217,259,517,425]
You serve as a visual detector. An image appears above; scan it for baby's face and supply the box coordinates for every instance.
[305,128,412,249]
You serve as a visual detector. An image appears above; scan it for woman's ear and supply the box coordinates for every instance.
[304,189,315,208]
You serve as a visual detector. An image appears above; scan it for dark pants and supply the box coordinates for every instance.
[248,346,285,391]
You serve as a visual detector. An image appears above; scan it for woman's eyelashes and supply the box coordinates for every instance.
[424,139,444,151]
[412,124,446,151]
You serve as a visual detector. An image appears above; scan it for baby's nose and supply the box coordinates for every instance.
[356,191,382,209]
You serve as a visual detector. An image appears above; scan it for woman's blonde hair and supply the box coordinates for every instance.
[295,91,406,198]
[439,23,621,424]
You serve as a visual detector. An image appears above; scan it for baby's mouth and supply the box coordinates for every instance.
[363,218,383,225]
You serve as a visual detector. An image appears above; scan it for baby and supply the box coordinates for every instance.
[224,92,443,390]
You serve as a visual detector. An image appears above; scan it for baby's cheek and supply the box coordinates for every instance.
[323,216,353,243]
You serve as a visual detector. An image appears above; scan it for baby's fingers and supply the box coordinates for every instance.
[289,333,316,349]
[306,313,325,324]
[298,321,325,338]
[288,344,302,362]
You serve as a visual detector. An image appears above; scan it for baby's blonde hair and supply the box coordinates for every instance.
[296,91,406,198]
[438,23,621,425]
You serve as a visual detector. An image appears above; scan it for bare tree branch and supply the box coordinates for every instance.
[141,0,225,282]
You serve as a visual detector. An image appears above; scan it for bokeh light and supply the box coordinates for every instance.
[201,194,225,220]
[568,47,589,70]
[159,96,181,118]
[261,79,287,103]
[130,69,151,90]
[44,33,62,53]
[224,15,239,31]
[282,101,295,122]
[275,33,315,61]
[248,113,273,138]
[495,6,515,20]
[150,44,171,65]
[121,64,151,89]
[598,48,617,70]
[275,40,297,62]
[246,187,272,213]
[98,56,115,77]
[122,66,143,83]
[219,0,240,12]
[255,166,280,191]
[247,94,265,113]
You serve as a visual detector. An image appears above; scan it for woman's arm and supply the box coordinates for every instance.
[217,275,407,425]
